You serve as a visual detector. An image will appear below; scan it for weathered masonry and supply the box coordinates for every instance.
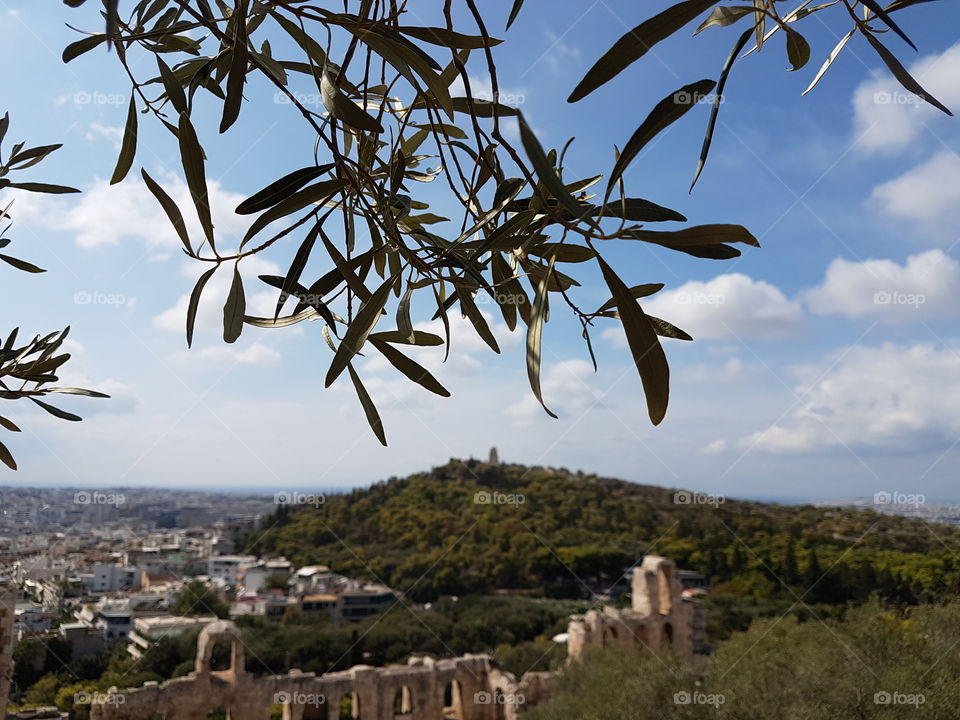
[76,555,700,720]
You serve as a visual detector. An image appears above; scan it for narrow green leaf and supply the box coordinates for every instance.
[369,337,450,397]
[5,183,80,194]
[398,26,502,49]
[691,30,751,191]
[0,440,15,470]
[568,0,718,102]
[321,69,384,134]
[223,266,246,343]
[62,34,107,63]
[860,0,916,50]
[861,30,951,115]
[347,365,387,446]
[325,275,396,387]
[0,416,20,432]
[141,169,192,255]
[110,95,138,185]
[187,265,217,348]
[157,56,188,116]
[803,28,854,96]
[178,112,216,249]
[241,178,348,245]
[456,287,500,353]
[695,5,755,33]
[597,284,664,313]
[370,330,444,346]
[0,254,44,273]
[784,27,811,71]
[526,255,558,419]
[506,0,525,30]
[220,0,249,133]
[30,397,82,422]
[610,79,716,193]
[517,114,589,222]
[235,165,333,215]
[597,256,670,425]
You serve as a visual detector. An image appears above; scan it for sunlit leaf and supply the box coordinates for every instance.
[568,0,718,102]
[526,255,558,419]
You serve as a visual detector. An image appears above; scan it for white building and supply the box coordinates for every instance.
[207,555,256,588]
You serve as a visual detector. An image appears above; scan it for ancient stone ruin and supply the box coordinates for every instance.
[74,555,698,720]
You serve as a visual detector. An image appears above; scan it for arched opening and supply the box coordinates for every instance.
[492,689,507,720]
[663,622,673,645]
[338,692,360,720]
[393,685,412,718]
[442,680,463,720]
[303,697,329,720]
[658,565,673,615]
[604,625,619,645]
[207,708,228,720]
[208,638,233,672]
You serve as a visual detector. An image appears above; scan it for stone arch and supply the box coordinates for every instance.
[392,685,412,718]
[337,691,360,720]
[442,679,463,720]
[603,624,619,645]
[195,621,246,680]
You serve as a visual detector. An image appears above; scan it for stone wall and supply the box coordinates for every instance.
[85,555,700,720]
[0,582,16,718]
[566,555,695,661]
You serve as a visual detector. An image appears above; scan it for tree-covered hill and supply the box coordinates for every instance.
[248,460,960,610]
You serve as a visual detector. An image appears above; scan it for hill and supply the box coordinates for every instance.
[249,460,960,615]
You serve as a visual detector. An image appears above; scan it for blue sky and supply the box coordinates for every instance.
[2,0,960,501]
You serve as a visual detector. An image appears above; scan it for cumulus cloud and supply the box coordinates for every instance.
[851,42,960,154]
[602,273,803,344]
[508,359,599,422]
[182,342,282,368]
[870,152,960,240]
[679,357,757,383]
[12,174,249,250]
[742,343,960,454]
[802,249,960,322]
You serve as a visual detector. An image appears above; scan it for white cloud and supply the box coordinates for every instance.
[742,342,960,453]
[184,342,282,367]
[870,152,960,240]
[508,359,598,422]
[152,256,283,342]
[679,357,757,383]
[603,273,803,343]
[802,249,960,322]
[851,42,960,154]
[703,439,727,454]
[85,124,124,148]
[12,174,249,250]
